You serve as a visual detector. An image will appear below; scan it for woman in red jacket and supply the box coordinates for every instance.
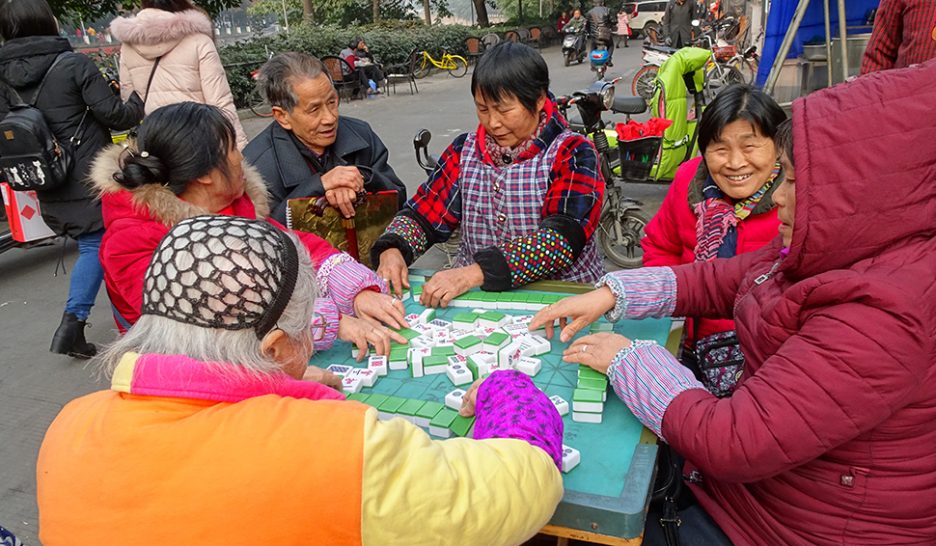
[531,61,936,545]
[642,84,785,396]
[92,102,407,356]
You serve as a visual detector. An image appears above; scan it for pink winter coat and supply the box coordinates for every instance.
[110,9,247,149]
[663,60,936,544]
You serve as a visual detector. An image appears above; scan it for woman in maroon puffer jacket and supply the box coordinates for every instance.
[531,60,936,545]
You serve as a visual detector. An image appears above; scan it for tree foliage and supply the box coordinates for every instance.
[47,0,243,20]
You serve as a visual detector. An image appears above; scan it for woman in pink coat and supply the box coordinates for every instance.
[531,60,936,545]
[110,0,248,149]
[642,85,785,396]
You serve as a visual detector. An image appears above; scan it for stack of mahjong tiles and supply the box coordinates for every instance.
[344,392,476,439]
[571,365,609,423]
[408,285,566,312]
[376,305,555,387]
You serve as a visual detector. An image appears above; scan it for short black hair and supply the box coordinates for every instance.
[0,0,58,41]
[114,102,236,194]
[471,42,549,113]
[698,84,787,153]
[141,0,197,12]
[774,118,794,166]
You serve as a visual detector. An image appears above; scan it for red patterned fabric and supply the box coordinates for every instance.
[861,0,936,73]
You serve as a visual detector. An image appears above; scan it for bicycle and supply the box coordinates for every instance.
[412,50,469,79]
[248,47,275,117]
[696,34,745,102]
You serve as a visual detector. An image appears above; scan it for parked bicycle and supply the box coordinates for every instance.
[413,50,469,79]
[248,47,275,117]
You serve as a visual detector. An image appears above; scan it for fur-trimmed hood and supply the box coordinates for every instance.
[110,9,213,60]
[91,144,271,228]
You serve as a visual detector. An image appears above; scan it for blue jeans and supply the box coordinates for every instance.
[64,229,104,321]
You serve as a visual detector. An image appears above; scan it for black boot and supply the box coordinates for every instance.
[50,312,97,359]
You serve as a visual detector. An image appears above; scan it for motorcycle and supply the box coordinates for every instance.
[631,43,677,100]
[561,28,587,67]
[589,45,611,81]
[557,79,651,268]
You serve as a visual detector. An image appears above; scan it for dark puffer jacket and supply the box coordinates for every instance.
[0,36,143,237]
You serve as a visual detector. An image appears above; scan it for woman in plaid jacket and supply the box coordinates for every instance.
[372,42,605,307]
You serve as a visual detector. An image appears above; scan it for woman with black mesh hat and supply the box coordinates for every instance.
[37,216,565,544]
[92,102,408,356]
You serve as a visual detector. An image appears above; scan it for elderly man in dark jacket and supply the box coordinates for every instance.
[244,52,405,225]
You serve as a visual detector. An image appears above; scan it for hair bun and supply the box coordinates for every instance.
[114,153,167,189]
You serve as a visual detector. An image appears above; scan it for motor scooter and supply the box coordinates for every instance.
[589,45,611,80]
[557,80,651,268]
[561,28,587,66]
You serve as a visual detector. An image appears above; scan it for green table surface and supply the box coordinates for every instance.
[309,274,673,539]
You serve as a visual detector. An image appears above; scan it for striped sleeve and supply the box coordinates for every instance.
[596,266,678,322]
[316,252,387,317]
[607,340,708,439]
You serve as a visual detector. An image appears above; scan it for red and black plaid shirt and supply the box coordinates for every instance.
[406,103,603,242]
[861,0,936,74]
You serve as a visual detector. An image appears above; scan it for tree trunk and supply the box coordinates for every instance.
[423,0,432,24]
[473,0,489,26]
[517,0,523,23]
[302,0,314,22]
[372,0,379,22]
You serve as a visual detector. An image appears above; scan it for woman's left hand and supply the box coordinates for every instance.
[302,366,343,391]
[420,264,484,308]
[353,290,409,330]
[562,333,632,375]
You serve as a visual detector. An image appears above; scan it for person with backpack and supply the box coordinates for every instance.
[0,0,144,359]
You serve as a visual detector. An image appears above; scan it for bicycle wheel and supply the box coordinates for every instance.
[732,58,757,84]
[598,206,648,269]
[413,56,431,79]
[632,65,659,101]
[724,64,746,85]
[447,56,469,78]
[248,86,274,118]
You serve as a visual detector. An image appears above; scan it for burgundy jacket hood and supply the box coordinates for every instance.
[783,59,936,280]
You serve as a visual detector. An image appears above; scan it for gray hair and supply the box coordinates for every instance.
[97,231,318,377]
[259,51,331,112]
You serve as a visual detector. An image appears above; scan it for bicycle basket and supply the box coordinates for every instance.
[617,136,662,182]
[713,45,737,61]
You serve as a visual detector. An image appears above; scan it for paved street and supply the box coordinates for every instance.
[0,42,667,543]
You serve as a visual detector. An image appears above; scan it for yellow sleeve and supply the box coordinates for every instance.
[359,407,563,546]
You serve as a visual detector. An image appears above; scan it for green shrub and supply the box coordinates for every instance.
[220,21,476,107]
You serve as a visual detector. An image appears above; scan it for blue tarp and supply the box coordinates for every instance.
[755,0,878,86]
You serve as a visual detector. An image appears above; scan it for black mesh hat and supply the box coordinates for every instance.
[141,216,300,339]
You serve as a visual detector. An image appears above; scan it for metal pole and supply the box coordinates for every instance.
[282,0,290,33]
[823,0,832,86]
[765,0,811,95]
[837,0,848,81]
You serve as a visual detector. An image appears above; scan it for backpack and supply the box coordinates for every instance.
[0,52,87,192]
